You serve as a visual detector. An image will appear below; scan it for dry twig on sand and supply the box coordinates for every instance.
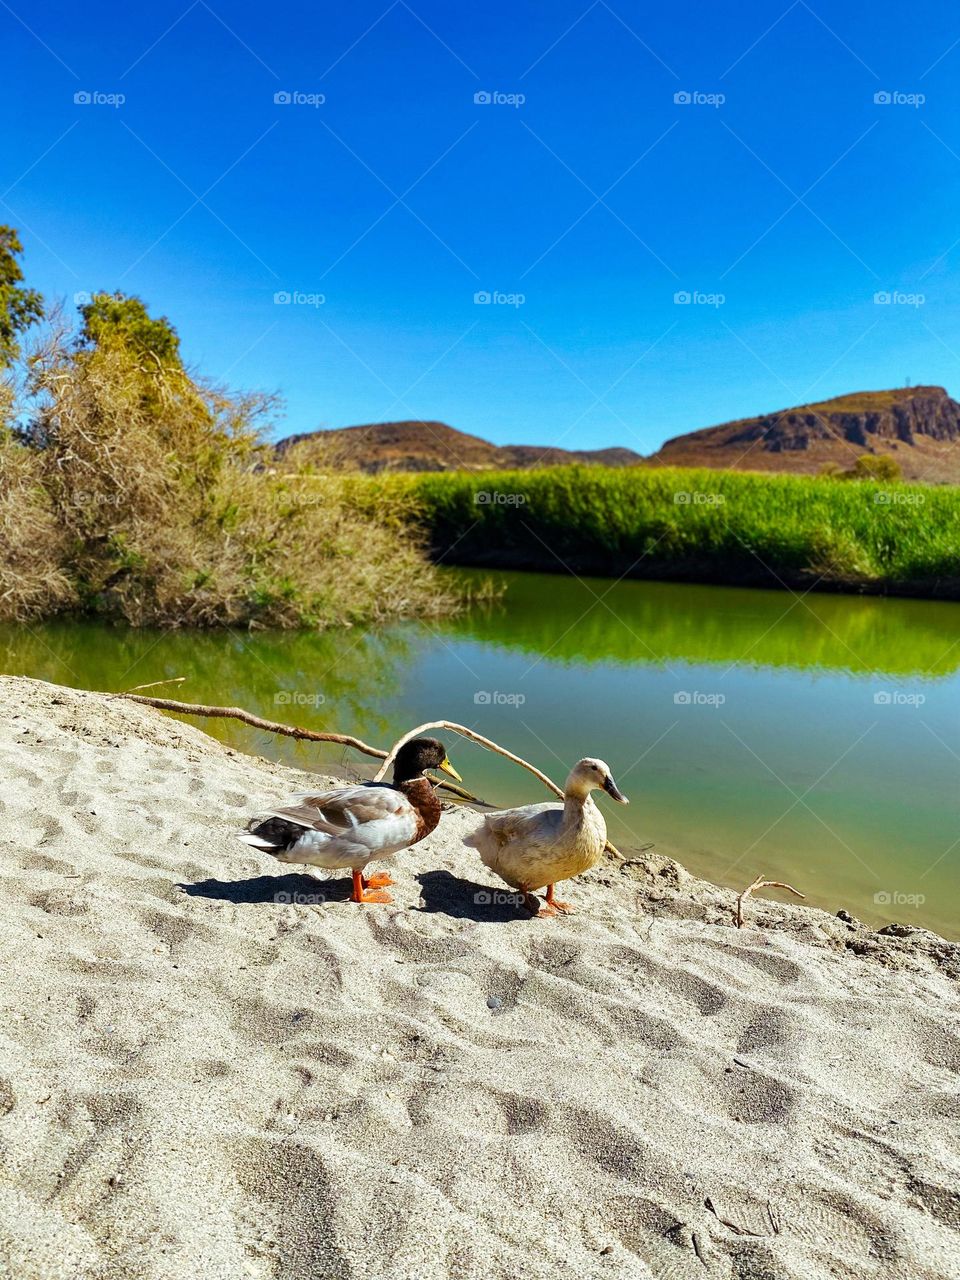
[704,1195,773,1238]
[735,873,806,928]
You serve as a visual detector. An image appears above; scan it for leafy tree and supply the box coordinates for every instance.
[0,226,44,368]
[78,292,181,366]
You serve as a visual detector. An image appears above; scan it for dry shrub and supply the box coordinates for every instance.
[21,332,457,628]
[0,406,75,621]
[275,426,372,473]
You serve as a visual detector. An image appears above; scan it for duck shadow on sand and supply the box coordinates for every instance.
[179,868,535,922]
[179,872,354,906]
[415,869,536,923]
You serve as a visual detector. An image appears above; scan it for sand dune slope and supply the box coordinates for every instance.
[0,677,958,1280]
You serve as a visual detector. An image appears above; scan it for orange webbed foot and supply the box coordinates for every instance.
[520,889,556,918]
[362,872,394,889]
[545,885,574,914]
[351,869,393,905]
[357,888,393,904]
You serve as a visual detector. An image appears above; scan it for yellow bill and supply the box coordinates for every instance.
[439,757,463,782]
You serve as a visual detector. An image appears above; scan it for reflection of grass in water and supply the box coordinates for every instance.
[0,621,427,764]
[435,571,960,677]
[6,561,960,731]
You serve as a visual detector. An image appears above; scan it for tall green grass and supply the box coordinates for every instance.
[402,466,960,597]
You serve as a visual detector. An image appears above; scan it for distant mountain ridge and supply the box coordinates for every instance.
[275,420,642,472]
[275,387,960,482]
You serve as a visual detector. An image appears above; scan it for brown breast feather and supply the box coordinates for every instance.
[398,778,442,844]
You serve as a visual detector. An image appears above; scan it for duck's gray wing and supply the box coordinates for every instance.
[264,784,415,836]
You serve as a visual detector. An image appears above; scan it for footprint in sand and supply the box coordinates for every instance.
[720,1060,799,1125]
[21,848,75,874]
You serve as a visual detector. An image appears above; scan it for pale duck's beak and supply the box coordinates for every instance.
[603,773,629,804]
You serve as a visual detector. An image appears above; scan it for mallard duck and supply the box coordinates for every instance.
[465,757,628,915]
[238,737,462,904]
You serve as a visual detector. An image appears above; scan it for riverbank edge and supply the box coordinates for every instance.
[424,545,960,603]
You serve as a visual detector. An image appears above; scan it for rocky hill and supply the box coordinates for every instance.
[648,386,960,482]
[274,421,642,472]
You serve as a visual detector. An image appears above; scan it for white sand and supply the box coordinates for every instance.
[0,675,958,1280]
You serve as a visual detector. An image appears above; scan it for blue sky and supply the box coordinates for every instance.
[5,0,960,451]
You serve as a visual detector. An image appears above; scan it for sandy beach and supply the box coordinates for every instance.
[0,674,958,1280]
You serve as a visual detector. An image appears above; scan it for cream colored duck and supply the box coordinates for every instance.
[465,757,628,915]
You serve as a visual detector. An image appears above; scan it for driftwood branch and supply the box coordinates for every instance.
[112,697,621,851]
[373,720,561,793]
[424,775,492,806]
[735,874,806,928]
[373,719,624,859]
[115,693,497,802]
[117,693,388,757]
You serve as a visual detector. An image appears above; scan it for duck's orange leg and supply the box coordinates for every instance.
[362,871,394,889]
[351,869,392,904]
[545,884,573,914]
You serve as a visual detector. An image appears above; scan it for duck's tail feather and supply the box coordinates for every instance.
[236,832,279,851]
[237,814,308,855]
